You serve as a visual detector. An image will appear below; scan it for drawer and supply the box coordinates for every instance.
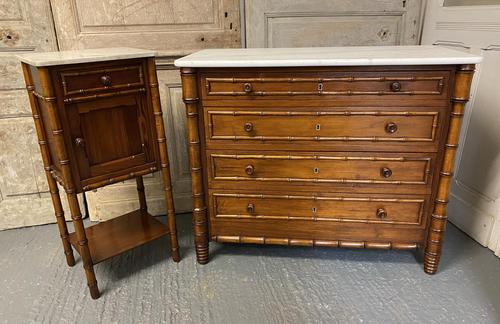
[207,151,435,194]
[210,192,427,226]
[59,63,144,97]
[204,107,446,152]
[208,151,433,185]
[201,70,450,101]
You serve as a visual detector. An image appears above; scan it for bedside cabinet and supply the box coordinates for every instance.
[18,48,180,299]
[175,46,481,273]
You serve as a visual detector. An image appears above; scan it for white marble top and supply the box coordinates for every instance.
[174,45,482,68]
[17,47,157,67]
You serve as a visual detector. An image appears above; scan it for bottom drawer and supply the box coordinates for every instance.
[209,191,430,246]
[211,192,427,226]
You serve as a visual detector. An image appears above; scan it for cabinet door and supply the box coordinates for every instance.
[66,93,157,184]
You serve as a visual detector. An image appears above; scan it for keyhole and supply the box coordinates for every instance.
[314,167,320,174]
[312,207,317,213]
[315,124,321,131]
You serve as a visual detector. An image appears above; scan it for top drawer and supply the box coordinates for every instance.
[201,70,450,102]
[59,64,144,97]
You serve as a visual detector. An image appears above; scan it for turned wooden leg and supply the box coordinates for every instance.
[50,181,75,267]
[136,176,148,212]
[181,67,209,264]
[424,64,475,274]
[67,192,100,299]
[22,63,75,267]
[147,58,180,262]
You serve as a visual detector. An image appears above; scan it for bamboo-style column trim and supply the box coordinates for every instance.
[136,176,147,212]
[37,67,100,299]
[21,63,76,268]
[212,235,418,250]
[181,67,209,264]
[146,58,180,262]
[424,64,475,274]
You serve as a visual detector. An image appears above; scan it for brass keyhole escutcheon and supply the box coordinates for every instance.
[247,203,255,214]
[315,123,321,131]
[313,167,320,174]
[312,207,317,213]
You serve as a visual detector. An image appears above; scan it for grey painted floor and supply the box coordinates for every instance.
[0,214,499,324]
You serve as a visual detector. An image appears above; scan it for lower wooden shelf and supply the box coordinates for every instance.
[69,209,169,264]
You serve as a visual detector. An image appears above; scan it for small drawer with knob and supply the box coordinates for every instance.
[201,70,449,100]
[211,192,426,226]
[58,61,145,98]
[208,151,435,194]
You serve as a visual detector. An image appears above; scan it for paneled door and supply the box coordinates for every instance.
[245,0,424,48]
[0,0,78,229]
[421,0,500,257]
[49,0,241,220]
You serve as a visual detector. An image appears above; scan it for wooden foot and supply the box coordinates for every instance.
[88,281,100,299]
[167,209,180,262]
[195,244,209,264]
[65,249,76,267]
[424,252,440,274]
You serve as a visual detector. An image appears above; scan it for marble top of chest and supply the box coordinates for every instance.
[174,45,481,68]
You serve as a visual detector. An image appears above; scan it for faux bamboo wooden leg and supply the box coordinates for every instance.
[50,181,75,267]
[424,64,475,274]
[66,192,100,299]
[21,63,75,267]
[147,58,180,262]
[180,67,209,264]
[136,176,148,212]
[36,67,99,298]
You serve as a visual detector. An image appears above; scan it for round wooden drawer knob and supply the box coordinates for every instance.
[247,203,255,214]
[74,137,85,147]
[243,83,252,93]
[244,122,253,132]
[245,164,255,175]
[100,75,112,87]
[376,208,387,219]
[390,81,401,92]
[381,167,392,178]
[385,122,398,134]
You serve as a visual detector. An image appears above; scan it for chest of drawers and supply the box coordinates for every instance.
[175,46,481,273]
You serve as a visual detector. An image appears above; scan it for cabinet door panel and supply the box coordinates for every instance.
[67,94,156,181]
